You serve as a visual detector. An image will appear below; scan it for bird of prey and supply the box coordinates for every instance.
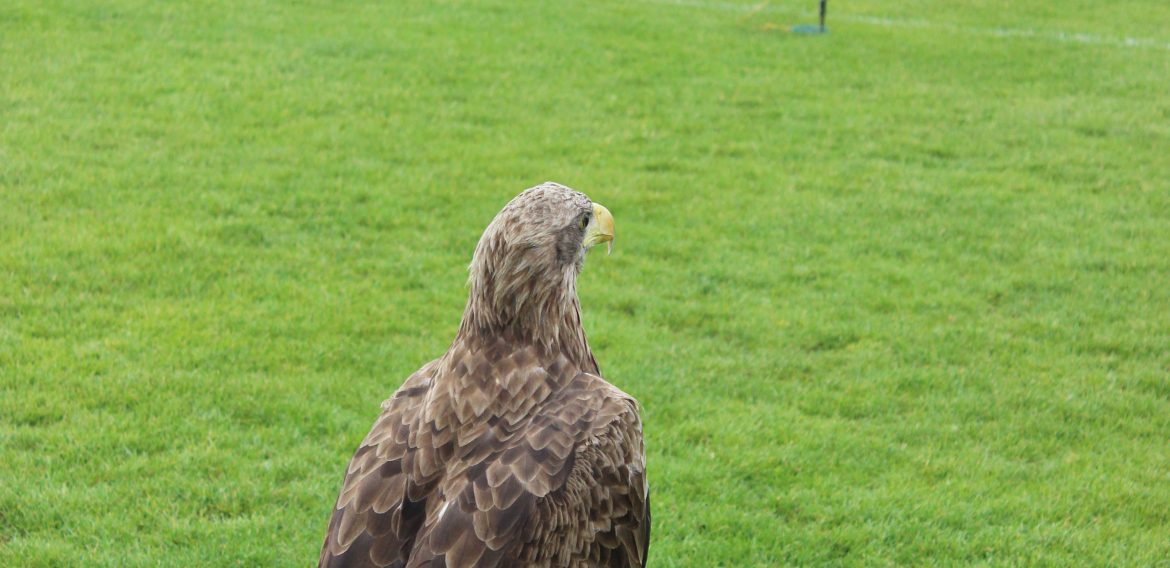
[319,182,650,568]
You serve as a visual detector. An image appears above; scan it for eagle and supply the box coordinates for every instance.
[319,182,650,568]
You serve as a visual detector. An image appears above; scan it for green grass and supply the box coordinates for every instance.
[3,0,1170,565]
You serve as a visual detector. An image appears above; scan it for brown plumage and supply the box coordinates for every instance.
[319,183,650,568]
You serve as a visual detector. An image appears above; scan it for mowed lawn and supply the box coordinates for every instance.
[3,0,1170,565]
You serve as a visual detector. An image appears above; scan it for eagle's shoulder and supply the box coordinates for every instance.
[527,373,649,567]
[318,360,442,568]
[540,372,642,447]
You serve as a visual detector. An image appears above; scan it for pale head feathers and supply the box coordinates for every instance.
[458,182,598,361]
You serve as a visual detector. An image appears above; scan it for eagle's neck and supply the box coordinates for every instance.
[456,251,600,374]
[455,283,598,374]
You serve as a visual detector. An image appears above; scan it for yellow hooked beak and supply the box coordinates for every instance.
[583,202,615,255]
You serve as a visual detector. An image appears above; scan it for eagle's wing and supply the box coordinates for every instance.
[402,372,650,567]
[319,363,439,568]
[539,379,650,567]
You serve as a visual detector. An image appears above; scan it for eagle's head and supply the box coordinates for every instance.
[460,182,615,353]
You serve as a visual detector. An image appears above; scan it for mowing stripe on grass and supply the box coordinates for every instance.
[644,0,1170,51]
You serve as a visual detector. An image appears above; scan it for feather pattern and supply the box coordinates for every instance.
[319,183,649,567]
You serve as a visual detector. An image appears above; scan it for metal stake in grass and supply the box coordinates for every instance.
[792,0,828,35]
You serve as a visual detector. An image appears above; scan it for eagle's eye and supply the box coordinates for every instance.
[579,213,591,230]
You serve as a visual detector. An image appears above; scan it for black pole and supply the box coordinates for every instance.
[819,0,827,33]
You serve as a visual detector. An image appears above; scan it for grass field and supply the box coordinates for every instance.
[3,0,1170,565]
